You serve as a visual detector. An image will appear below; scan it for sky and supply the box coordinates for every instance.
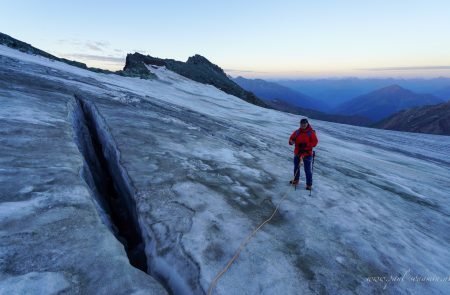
[1,0,450,79]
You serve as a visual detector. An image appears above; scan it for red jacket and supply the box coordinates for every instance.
[289,125,318,157]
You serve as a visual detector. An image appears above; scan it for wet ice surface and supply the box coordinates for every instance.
[1,45,450,294]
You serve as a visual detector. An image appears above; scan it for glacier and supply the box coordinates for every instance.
[0,44,449,294]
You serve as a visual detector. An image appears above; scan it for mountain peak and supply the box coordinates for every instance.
[186,54,212,65]
[186,54,226,76]
[334,84,443,121]
[380,84,407,93]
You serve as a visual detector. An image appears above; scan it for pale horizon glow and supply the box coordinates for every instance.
[1,0,450,79]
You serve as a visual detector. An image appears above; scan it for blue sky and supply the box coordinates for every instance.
[1,0,450,78]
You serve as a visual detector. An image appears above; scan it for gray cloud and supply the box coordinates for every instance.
[85,41,110,52]
[57,39,110,52]
[360,66,450,71]
[85,43,103,51]
[63,53,125,63]
[94,41,109,47]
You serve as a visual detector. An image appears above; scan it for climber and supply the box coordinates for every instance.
[288,118,318,190]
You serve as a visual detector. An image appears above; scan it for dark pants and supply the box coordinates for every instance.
[294,155,313,185]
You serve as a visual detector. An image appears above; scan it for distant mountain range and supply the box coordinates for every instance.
[239,76,450,134]
[261,99,373,126]
[375,100,450,135]
[232,76,372,125]
[332,85,444,121]
[231,76,450,128]
[276,78,450,108]
[233,76,329,111]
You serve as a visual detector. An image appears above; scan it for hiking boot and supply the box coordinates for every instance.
[305,185,312,190]
[289,180,299,185]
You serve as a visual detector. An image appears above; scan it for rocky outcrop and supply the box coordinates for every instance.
[123,52,268,107]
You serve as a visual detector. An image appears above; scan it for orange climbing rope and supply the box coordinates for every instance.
[207,157,303,295]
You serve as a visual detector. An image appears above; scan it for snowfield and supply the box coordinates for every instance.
[1,45,449,294]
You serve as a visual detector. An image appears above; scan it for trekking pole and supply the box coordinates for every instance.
[293,155,298,191]
[293,154,302,191]
[309,151,315,196]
